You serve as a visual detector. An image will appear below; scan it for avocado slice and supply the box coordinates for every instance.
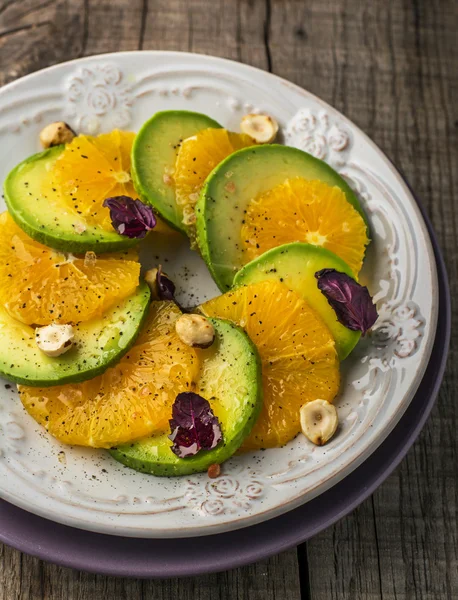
[4,146,139,254]
[110,318,262,476]
[131,110,221,233]
[0,283,150,386]
[196,144,367,291]
[233,243,361,359]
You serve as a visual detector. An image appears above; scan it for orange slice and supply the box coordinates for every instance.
[45,130,137,232]
[18,302,200,448]
[174,128,254,229]
[0,212,140,325]
[241,177,369,274]
[201,280,340,450]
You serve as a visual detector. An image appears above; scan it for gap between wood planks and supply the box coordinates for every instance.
[0,1,456,599]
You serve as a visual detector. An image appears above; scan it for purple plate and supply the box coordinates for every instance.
[0,195,450,578]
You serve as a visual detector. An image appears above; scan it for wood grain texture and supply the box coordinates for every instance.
[0,542,301,600]
[0,0,300,598]
[0,0,456,598]
[280,1,457,598]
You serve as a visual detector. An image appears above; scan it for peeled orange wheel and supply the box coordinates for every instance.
[0,212,140,325]
[201,280,340,450]
[19,302,200,448]
[174,128,254,228]
[241,177,369,275]
[45,130,136,231]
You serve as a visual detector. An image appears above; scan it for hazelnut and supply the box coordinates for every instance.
[144,267,160,298]
[182,204,197,226]
[84,251,97,267]
[300,399,338,446]
[35,324,74,357]
[207,463,221,478]
[39,121,76,148]
[74,222,87,234]
[240,113,279,143]
[175,314,215,349]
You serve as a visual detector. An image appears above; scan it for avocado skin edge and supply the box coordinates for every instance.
[195,143,369,292]
[109,318,263,476]
[233,242,361,360]
[130,110,221,234]
[4,284,151,387]
[4,146,140,254]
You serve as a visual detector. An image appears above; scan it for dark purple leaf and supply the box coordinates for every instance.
[156,265,176,302]
[169,392,223,458]
[155,266,190,313]
[103,195,156,238]
[315,268,378,335]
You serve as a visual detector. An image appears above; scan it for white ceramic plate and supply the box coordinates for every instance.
[0,52,438,538]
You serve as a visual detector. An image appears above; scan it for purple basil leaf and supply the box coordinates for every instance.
[315,268,378,335]
[156,265,176,302]
[156,266,190,313]
[103,195,156,238]
[169,392,223,458]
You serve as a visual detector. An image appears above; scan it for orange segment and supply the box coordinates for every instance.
[174,128,254,228]
[201,280,340,450]
[0,212,140,325]
[241,177,369,275]
[18,302,200,448]
[45,130,136,231]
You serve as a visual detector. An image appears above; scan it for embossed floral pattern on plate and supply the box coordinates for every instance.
[64,64,133,134]
[0,52,438,538]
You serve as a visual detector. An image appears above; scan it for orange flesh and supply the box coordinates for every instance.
[241,177,368,275]
[201,280,340,450]
[0,212,140,325]
[18,302,200,448]
[174,128,254,228]
[45,130,137,231]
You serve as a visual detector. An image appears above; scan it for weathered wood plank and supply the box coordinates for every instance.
[141,550,301,600]
[0,0,456,598]
[369,0,458,595]
[82,0,145,54]
[0,1,301,597]
[0,0,85,86]
[0,543,301,600]
[276,0,457,598]
[305,501,383,599]
[142,0,269,71]
[41,559,143,599]
[266,3,386,595]
[0,545,42,600]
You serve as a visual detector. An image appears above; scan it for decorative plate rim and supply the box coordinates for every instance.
[0,234,449,575]
[0,51,438,538]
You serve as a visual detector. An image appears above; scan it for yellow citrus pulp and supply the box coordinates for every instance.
[0,212,140,325]
[201,280,340,450]
[241,177,369,275]
[45,130,137,231]
[18,302,200,448]
[174,128,254,229]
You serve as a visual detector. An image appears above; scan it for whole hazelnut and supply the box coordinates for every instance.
[39,122,76,148]
[175,314,215,349]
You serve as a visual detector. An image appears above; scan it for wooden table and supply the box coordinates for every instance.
[0,1,456,598]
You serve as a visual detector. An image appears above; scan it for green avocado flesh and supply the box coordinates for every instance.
[110,318,262,476]
[4,146,138,253]
[0,283,150,387]
[196,144,366,292]
[234,243,360,359]
[131,110,221,233]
